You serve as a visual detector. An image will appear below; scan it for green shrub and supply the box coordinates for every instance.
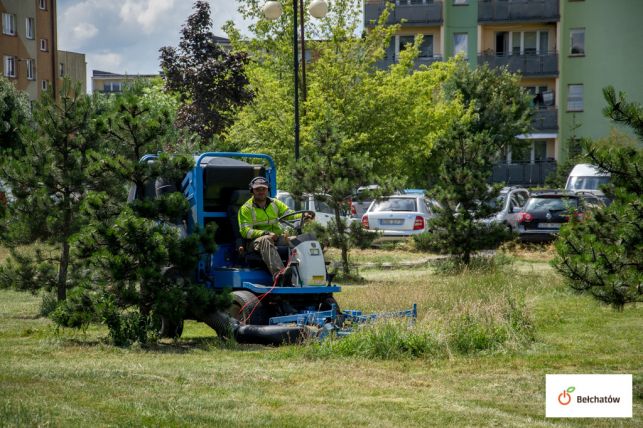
[432,254,513,275]
[50,287,98,331]
[39,292,58,317]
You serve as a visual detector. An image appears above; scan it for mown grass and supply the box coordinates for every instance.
[0,248,641,427]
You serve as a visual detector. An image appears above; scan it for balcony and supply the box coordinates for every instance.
[531,108,558,132]
[478,52,558,76]
[478,0,559,23]
[491,161,557,186]
[364,1,443,27]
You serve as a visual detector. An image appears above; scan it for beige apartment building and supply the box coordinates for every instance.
[1,0,86,100]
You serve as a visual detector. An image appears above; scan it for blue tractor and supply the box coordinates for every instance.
[135,152,415,344]
[137,152,339,344]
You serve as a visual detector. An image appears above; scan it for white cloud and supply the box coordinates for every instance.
[89,52,123,71]
[72,22,98,41]
[119,0,175,34]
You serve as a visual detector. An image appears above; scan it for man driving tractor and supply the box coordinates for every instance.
[238,177,314,285]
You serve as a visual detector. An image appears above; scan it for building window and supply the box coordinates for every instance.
[505,30,549,55]
[567,84,584,112]
[41,80,48,91]
[59,62,65,77]
[398,35,415,54]
[39,0,47,10]
[570,28,585,55]
[40,39,48,51]
[398,34,434,59]
[3,56,16,78]
[26,17,35,39]
[453,0,468,4]
[453,33,468,56]
[2,13,16,36]
[26,59,35,80]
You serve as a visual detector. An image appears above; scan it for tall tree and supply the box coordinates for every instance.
[0,80,104,301]
[159,1,253,145]
[554,87,642,309]
[419,61,532,264]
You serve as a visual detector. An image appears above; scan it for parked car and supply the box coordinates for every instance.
[565,163,610,195]
[481,186,530,231]
[515,191,604,242]
[361,195,437,241]
[349,185,379,220]
[276,191,348,227]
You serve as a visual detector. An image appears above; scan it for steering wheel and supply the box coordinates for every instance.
[277,210,315,231]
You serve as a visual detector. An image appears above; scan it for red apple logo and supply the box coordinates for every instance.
[558,386,575,405]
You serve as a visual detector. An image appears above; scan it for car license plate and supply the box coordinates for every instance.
[380,219,404,225]
[538,223,561,229]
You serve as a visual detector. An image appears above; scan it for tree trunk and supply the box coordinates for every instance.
[334,207,350,276]
[57,240,69,301]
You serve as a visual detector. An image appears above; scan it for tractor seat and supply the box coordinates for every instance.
[228,190,290,266]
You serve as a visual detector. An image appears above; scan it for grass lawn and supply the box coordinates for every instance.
[0,248,640,427]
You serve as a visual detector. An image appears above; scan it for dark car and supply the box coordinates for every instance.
[516,192,604,242]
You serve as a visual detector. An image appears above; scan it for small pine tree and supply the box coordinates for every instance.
[0,80,104,301]
[554,87,642,309]
[292,114,395,276]
[420,62,532,264]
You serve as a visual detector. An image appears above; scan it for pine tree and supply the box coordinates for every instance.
[420,61,532,264]
[0,80,104,301]
[554,87,642,309]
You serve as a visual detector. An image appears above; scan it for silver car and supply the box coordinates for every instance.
[483,187,530,231]
[361,195,437,241]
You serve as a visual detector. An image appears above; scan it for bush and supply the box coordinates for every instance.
[39,292,58,317]
[432,253,513,275]
[50,287,98,331]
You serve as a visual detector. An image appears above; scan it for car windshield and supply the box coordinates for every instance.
[525,197,578,212]
[567,176,610,191]
[371,198,417,212]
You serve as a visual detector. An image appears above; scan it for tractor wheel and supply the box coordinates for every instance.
[158,316,184,339]
[228,290,265,325]
[320,296,344,327]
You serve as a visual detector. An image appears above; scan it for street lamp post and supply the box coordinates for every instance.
[262,0,328,162]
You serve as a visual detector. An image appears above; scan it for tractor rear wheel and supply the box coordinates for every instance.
[158,316,184,339]
[228,290,265,325]
[320,296,344,327]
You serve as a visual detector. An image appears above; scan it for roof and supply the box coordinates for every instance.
[568,163,610,177]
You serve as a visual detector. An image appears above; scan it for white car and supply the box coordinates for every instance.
[276,191,348,227]
[361,195,438,241]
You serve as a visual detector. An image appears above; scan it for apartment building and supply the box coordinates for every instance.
[92,70,160,94]
[1,0,57,100]
[364,0,643,186]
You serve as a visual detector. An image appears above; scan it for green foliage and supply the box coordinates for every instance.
[422,61,531,264]
[50,287,98,331]
[0,79,105,301]
[39,292,58,317]
[308,321,448,360]
[0,76,31,152]
[160,1,253,144]
[544,137,588,188]
[292,113,397,275]
[554,89,642,309]
[430,253,514,276]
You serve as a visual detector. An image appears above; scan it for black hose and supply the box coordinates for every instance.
[199,310,311,346]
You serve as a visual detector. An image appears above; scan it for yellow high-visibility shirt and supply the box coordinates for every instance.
[238,197,300,240]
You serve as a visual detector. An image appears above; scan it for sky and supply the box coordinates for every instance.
[57,0,251,90]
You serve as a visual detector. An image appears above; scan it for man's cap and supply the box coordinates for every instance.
[250,176,269,189]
